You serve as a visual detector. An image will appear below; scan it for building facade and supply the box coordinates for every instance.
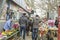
[0,0,29,20]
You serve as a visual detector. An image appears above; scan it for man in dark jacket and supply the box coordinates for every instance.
[19,13,27,40]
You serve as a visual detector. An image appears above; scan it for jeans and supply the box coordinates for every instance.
[20,26,26,39]
[32,28,38,40]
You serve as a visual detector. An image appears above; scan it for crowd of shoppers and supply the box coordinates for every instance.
[3,13,58,40]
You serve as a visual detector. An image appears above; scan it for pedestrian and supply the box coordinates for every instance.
[54,17,58,37]
[55,17,58,28]
[26,17,33,36]
[26,17,30,36]
[32,15,40,40]
[19,13,27,40]
[3,17,13,32]
[29,18,33,32]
